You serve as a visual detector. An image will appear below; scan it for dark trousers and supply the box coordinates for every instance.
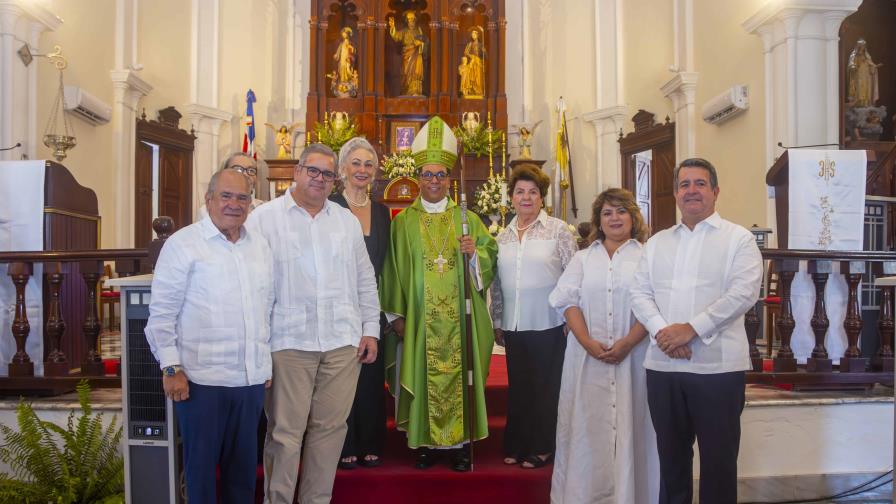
[175,381,265,504]
[646,370,746,504]
[341,337,387,458]
[503,325,566,457]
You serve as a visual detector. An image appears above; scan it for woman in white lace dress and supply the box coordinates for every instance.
[491,163,578,469]
[549,188,659,503]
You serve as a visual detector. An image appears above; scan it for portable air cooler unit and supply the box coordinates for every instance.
[113,275,184,504]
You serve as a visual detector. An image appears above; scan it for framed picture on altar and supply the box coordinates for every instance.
[391,121,420,152]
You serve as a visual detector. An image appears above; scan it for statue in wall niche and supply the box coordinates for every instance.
[847,39,882,108]
[459,26,486,98]
[328,27,359,98]
[388,11,428,96]
[462,111,480,135]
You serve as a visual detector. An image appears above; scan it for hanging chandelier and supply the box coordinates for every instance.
[40,46,76,162]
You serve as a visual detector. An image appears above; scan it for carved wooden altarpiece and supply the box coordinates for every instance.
[307,0,507,203]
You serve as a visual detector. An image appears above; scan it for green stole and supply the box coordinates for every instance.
[381,197,498,448]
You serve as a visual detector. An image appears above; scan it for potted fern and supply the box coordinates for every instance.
[0,380,124,504]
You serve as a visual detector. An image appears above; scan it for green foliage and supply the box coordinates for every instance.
[453,124,503,158]
[0,380,124,504]
[312,119,362,153]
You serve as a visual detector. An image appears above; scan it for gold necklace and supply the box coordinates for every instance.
[343,190,370,207]
[421,214,454,276]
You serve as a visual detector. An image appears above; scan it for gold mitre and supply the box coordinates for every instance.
[411,116,458,170]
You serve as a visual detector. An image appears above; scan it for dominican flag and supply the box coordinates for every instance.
[242,89,257,159]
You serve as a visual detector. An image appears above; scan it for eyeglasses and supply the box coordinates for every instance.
[300,164,338,181]
[231,165,258,176]
[420,171,449,181]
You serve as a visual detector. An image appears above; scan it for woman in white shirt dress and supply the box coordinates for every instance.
[548,188,659,503]
[491,163,578,469]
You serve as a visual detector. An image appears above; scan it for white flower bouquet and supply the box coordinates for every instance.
[380,151,418,180]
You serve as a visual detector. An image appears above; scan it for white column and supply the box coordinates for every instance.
[110,0,151,247]
[662,0,697,162]
[0,1,61,160]
[186,0,229,211]
[743,0,861,231]
[581,0,625,193]
[583,106,627,192]
[661,72,699,161]
[110,70,152,248]
[185,104,231,209]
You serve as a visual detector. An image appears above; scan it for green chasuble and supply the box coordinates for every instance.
[381,197,498,448]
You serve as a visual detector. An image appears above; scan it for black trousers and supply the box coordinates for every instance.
[646,369,746,504]
[503,325,566,457]
[341,336,387,458]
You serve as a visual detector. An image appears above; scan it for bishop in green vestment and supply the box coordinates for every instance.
[380,117,497,469]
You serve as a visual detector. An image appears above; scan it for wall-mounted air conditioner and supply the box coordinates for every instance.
[701,85,749,125]
[63,85,112,126]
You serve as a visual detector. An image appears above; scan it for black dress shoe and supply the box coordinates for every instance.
[451,447,471,472]
[415,448,437,469]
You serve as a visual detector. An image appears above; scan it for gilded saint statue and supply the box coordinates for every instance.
[328,27,359,98]
[265,122,302,159]
[388,11,428,96]
[459,27,486,98]
[847,39,882,108]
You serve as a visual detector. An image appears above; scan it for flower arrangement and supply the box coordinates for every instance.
[311,118,360,152]
[380,151,418,180]
[474,172,507,219]
[453,123,503,158]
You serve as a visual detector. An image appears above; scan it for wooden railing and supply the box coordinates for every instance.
[0,217,172,395]
[746,249,896,388]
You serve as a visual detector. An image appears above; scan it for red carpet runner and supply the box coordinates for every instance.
[329,354,552,504]
[249,355,552,503]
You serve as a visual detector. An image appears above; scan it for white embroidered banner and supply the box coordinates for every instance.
[787,149,866,363]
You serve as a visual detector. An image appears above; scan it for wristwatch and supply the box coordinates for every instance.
[162,365,182,377]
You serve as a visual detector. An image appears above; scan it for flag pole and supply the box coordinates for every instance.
[561,108,578,219]
[458,141,476,472]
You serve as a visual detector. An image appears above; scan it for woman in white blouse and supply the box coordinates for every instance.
[491,163,578,469]
[548,188,659,504]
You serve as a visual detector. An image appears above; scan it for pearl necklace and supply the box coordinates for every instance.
[515,218,537,232]
[343,190,370,208]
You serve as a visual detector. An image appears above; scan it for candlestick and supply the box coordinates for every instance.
[453,180,459,202]
[501,131,507,177]
[487,114,493,177]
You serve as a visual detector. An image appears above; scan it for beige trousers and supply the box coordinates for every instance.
[263,346,361,504]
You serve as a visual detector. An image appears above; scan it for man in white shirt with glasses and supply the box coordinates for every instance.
[630,157,762,504]
[249,143,380,504]
[196,151,267,221]
[145,167,274,503]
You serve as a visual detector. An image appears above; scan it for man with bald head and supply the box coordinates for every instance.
[146,167,274,503]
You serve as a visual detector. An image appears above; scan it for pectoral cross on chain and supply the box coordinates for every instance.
[434,253,448,275]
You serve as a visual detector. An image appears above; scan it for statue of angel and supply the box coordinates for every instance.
[517,120,542,159]
[265,122,303,159]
